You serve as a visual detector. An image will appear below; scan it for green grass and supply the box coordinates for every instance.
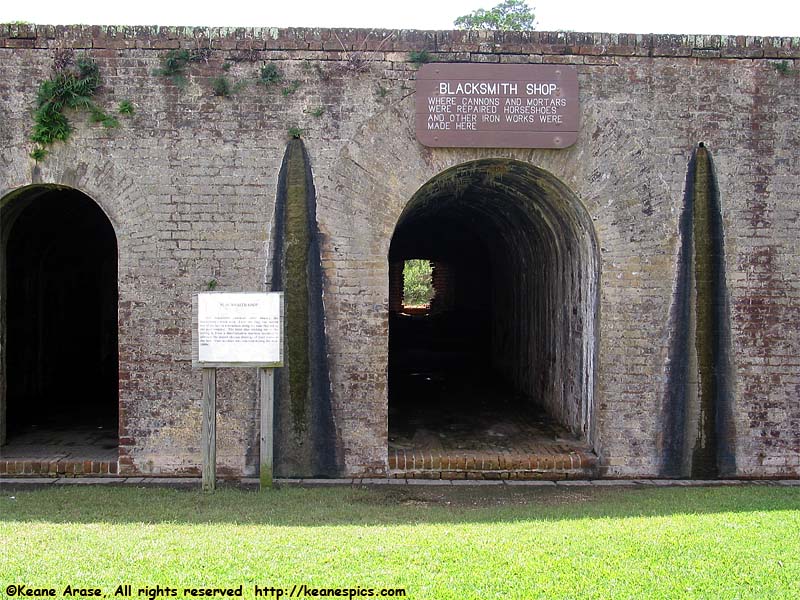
[1,485,799,599]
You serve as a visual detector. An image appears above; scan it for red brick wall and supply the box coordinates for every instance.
[1,24,797,477]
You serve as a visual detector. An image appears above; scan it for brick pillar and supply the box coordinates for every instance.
[430,261,452,314]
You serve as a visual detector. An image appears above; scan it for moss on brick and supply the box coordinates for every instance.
[284,138,311,437]
[691,145,718,478]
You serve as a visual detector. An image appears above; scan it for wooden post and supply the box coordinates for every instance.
[201,367,217,492]
[259,368,274,490]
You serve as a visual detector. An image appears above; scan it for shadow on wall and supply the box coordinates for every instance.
[662,144,736,479]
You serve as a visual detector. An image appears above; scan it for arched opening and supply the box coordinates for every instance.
[1,186,118,467]
[388,160,599,476]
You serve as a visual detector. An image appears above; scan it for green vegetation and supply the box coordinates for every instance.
[1,485,799,599]
[259,63,282,86]
[155,49,249,96]
[154,49,209,87]
[408,50,433,65]
[29,147,48,161]
[30,55,117,159]
[206,279,218,291]
[454,0,536,31]
[211,76,232,97]
[403,259,434,306]
[281,80,301,96]
[117,100,135,115]
[89,105,119,128]
[308,106,325,117]
[774,60,793,75]
[154,49,193,81]
[287,126,303,139]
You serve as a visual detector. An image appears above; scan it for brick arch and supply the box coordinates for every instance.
[2,154,157,250]
[390,159,600,443]
[0,160,156,461]
[320,99,600,475]
[0,185,118,454]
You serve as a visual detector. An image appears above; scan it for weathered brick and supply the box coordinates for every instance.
[0,25,796,482]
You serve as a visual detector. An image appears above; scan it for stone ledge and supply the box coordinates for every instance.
[1,477,797,488]
[0,24,797,58]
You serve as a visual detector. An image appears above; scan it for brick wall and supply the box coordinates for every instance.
[0,25,797,477]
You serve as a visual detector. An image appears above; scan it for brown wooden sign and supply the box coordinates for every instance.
[415,64,579,149]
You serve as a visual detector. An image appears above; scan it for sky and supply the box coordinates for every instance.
[2,0,798,37]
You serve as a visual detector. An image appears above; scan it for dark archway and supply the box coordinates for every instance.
[388,160,599,468]
[1,186,118,453]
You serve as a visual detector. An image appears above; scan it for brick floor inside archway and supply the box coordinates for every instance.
[0,426,118,476]
[388,373,596,480]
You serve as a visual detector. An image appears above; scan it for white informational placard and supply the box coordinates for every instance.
[194,292,283,367]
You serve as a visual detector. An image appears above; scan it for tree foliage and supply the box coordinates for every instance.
[403,259,434,306]
[454,0,536,31]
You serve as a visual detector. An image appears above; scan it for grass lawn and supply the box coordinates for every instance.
[1,483,799,599]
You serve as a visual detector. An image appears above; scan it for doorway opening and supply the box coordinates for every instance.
[388,160,599,478]
[401,259,435,313]
[1,186,119,473]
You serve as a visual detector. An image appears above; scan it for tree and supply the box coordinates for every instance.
[403,259,434,306]
[454,0,536,31]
